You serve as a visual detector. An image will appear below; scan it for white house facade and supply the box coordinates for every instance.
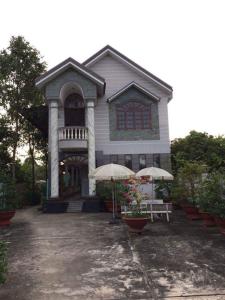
[35,45,173,205]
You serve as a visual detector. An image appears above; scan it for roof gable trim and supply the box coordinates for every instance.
[107,82,160,103]
[36,60,105,88]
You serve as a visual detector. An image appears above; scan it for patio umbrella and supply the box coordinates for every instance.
[136,167,174,180]
[89,163,135,223]
[136,167,174,199]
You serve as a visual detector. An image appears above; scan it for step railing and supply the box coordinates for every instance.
[59,127,88,140]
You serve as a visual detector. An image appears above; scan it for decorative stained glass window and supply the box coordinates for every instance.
[116,102,151,130]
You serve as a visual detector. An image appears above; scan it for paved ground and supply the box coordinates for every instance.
[0,207,225,300]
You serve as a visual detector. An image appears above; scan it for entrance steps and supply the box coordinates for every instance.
[66,199,84,213]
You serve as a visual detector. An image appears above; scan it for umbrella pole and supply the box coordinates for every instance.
[112,181,115,220]
[109,180,119,224]
[152,179,154,200]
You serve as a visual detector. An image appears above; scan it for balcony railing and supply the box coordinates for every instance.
[59,127,88,140]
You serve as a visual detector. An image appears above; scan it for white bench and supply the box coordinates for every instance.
[121,203,172,222]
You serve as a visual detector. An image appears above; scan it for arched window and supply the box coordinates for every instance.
[64,93,85,127]
[65,93,84,109]
[116,102,151,130]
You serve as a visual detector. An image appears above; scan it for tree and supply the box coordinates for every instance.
[23,121,47,198]
[0,115,14,173]
[0,36,46,179]
[171,131,225,174]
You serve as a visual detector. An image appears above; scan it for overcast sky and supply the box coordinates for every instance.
[1,0,225,140]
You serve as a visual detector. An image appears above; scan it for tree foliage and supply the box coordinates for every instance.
[0,115,14,172]
[197,172,225,217]
[0,36,46,179]
[171,130,225,174]
[22,121,47,193]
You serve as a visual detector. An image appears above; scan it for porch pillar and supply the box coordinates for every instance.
[86,99,96,196]
[49,99,59,199]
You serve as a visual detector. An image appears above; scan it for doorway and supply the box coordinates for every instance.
[59,155,88,198]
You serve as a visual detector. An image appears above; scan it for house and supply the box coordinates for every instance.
[35,45,173,203]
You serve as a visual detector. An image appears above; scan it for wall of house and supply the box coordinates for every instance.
[89,54,171,155]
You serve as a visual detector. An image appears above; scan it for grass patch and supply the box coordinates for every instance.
[0,241,7,283]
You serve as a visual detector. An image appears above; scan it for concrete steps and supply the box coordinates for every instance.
[66,200,84,213]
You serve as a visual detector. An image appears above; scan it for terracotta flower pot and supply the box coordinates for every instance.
[0,211,16,226]
[199,212,216,227]
[123,216,148,233]
[181,204,201,220]
[215,217,225,236]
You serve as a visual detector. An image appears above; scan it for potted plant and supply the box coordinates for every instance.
[122,178,149,233]
[206,173,225,235]
[197,175,217,227]
[0,173,17,226]
[170,179,201,219]
[172,162,205,220]
[96,182,114,212]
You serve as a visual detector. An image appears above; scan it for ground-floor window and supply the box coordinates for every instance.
[153,154,160,168]
[124,154,132,169]
[110,155,118,164]
[139,154,146,170]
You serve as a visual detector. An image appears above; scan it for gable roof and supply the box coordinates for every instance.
[83,45,173,93]
[107,82,160,103]
[35,57,105,94]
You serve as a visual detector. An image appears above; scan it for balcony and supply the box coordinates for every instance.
[59,127,88,149]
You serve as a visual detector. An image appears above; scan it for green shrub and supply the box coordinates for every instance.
[0,241,7,284]
[197,172,225,217]
[26,190,41,205]
[0,172,16,211]
[96,182,112,201]
[169,162,206,205]
[155,181,173,201]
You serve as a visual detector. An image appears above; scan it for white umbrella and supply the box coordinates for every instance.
[89,163,135,223]
[136,167,174,180]
[89,163,135,180]
[136,167,174,199]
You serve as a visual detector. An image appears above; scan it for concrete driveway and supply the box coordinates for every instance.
[0,207,225,300]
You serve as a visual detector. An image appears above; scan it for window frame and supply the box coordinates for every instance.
[153,154,161,168]
[124,154,132,169]
[116,102,151,130]
[110,155,118,164]
[139,154,146,170]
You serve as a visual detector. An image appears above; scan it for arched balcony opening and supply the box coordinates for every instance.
[59,83,88,143]
[64,93,85,127]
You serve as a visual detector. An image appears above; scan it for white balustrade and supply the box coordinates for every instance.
[59,127,88,140]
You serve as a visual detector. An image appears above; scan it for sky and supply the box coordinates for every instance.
[1,0,225,140]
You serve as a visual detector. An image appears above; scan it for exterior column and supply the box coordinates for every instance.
[49,99,59,199]
[86,99,96,196]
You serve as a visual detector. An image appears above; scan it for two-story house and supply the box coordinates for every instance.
[35,45,173,205]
